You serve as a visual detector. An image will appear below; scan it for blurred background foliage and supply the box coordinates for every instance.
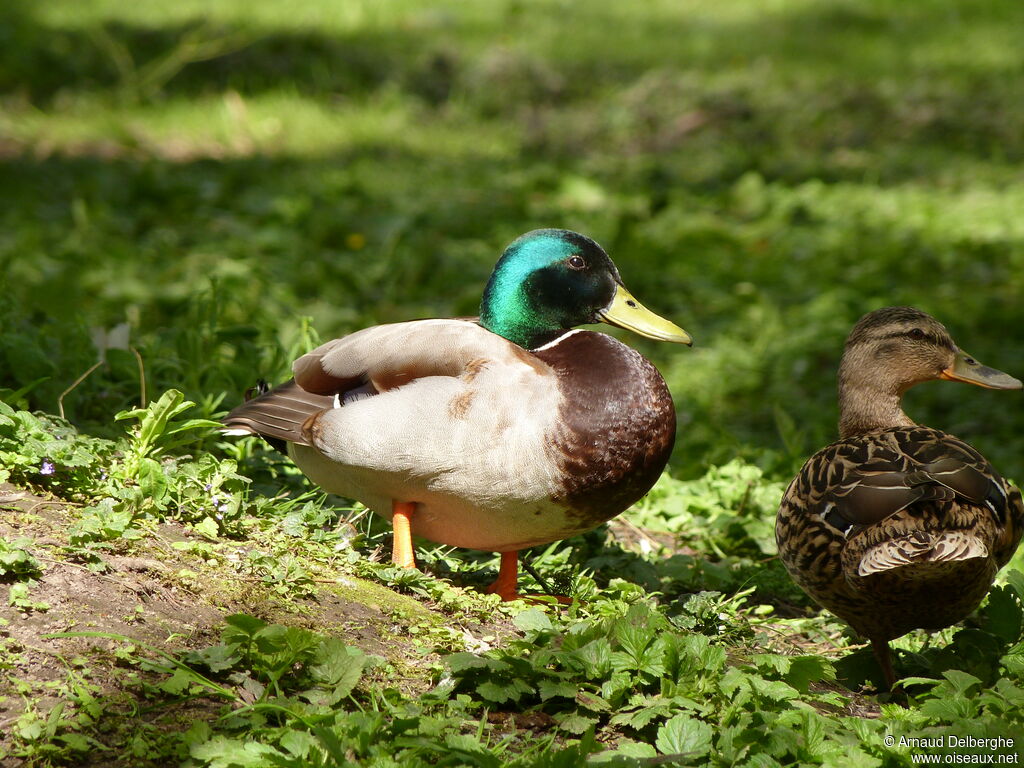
[1,0,1023,481]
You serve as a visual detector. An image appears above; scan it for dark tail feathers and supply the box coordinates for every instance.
[222,379,335,448]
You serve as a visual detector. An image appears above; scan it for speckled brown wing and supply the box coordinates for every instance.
[776,426,1024,640]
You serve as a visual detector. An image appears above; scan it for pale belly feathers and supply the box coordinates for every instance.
[289,360,580,552]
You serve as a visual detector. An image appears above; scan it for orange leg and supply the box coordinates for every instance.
[484,552,573,604]
[391,501,417,569]
[484,551,520,601]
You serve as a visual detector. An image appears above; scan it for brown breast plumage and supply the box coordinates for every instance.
[533,330,677,530]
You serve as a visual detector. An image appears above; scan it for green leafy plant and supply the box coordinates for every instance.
[0,401,114,496]
[115,389,219,484]
[0,537,42,579]
[8,582,49,612]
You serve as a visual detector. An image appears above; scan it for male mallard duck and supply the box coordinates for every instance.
[224,229,691,600]
[776,307,1023,690]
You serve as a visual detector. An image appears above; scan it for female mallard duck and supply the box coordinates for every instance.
[776,306,1023,690]
[224,229,691,600]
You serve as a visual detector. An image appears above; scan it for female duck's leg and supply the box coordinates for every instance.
[391,501,417,569]
[485,551,520,600]
[871,638,897,692]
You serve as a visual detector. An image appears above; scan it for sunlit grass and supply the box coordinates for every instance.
[4,1,1024,764]
[0,90,518,160]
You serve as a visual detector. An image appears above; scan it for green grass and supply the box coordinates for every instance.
[4,0,1024,471]
[3,0,1024,764]
[4,396,1024,766]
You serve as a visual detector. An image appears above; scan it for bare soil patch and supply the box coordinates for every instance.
[0,482,510,765]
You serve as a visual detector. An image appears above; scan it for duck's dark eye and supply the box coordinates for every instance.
[567,255,586,270]
[907,328,925,340]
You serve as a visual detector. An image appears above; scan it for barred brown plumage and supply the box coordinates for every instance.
[776,307,1023,691]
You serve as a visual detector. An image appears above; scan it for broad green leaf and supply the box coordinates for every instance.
[477,679,531,704]
[941,669,984,697]
[599,740,657,761]
[310,638,365,701]
[180,720,212,749]
[223,614,268,640]
[278,729,317,759]
[165,417,221,436]
[614,619,655,665]
[159,668,197,695]
[135,457,168,501]
[193,517,220,539]
[822,749,883,768]
[919,696,977,720]
[190,736,283,767]
[1000,646,1024,677]
[252,624,320,673]
[574,638,612,677]
[751,654,834,692]
[719,666,749,698]
[655,714,712,757]
[310,725,348,763]
[675,634,727,679]
[601,670,634,703]
[513,608,553,634]
[187,644,239,673]
[446,653,494,673]
[609,704,667,731]
[555,712,599,735]
[444,734,504,767]
[742,755,785,768]
[55,732,99,752]
[575,690,611,713]
[760,724,802,759]
[742,671,800,702]
[538,680,577,701]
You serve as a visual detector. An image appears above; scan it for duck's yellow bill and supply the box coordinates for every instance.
[597,284,692,345]
[940,348,1022,390]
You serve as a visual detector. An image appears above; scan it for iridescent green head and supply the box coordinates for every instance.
[479,228,691,350]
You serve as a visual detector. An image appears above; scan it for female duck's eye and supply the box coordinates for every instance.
[908,328,925,340]
[568,255,586,270]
